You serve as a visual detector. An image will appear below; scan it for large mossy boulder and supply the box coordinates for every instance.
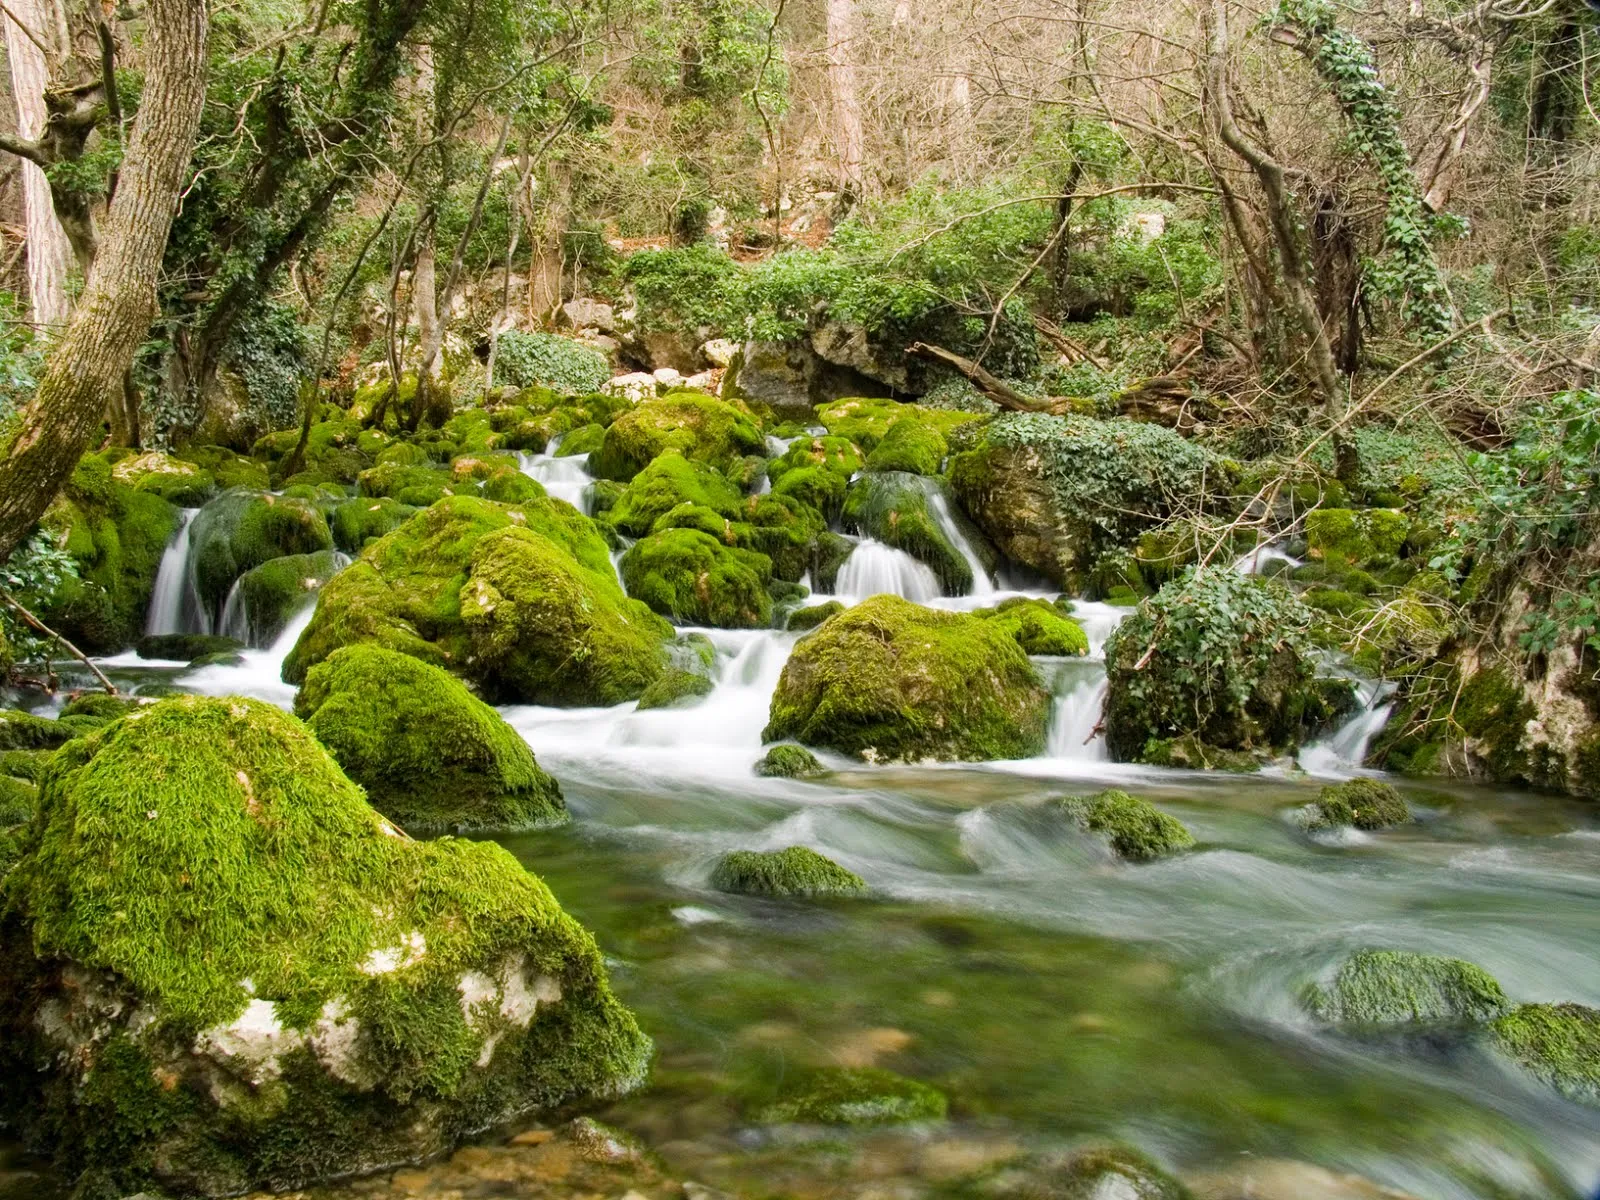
[1104,570,1324,764]
[768,434,864,521]
[589,393,764,482]
[620,528,774,628]
[190,489,334,624]
[295,645,566,832]
[764,595,1050,762]
[603,453,745,537]
[1490,1003,1600,1105]
[331,496,418,553]
[1306,950,1510,1027]
[949,413,1216,590]
[35,454,184,653]
[112,450,219,507]
[0,696,650,1198]
[283,495,671,705]
[840,472,993,595]
[224,549,346,646]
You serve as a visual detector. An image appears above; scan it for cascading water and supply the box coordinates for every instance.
[1299,678,1398,778]
[217,552,351,648]
[518,438,595,511]
[1233,540,1303,575]
[926,488,995,597]
[143,509,208,636]
[834,540,943,603]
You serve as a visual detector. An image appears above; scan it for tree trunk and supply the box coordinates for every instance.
[3,0,69,328]
[0,0,208,563]
[826,0,864,201]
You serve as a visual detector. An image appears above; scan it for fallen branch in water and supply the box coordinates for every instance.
[0,588,118,695]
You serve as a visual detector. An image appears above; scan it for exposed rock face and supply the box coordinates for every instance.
[0,696,649,1198]
[951,436,1090,586]
[765,595,1050,763]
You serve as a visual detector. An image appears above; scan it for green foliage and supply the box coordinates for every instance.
[494,332,611,395]
[1054,789,1195,861]
[0,291,43,432]
[710,846,865,898]
[628,0,787,110]
[0,530,81,663]
[1307,950,1509,1027]
[222,298,310,429]
[1274,0,1451,337]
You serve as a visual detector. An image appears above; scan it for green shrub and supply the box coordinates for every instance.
[494,332,610,395]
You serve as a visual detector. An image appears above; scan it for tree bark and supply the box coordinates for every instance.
[826,0,864,201]
[0,0,208,563]
[3,0,69,327]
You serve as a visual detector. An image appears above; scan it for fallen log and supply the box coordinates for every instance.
[906,342,1074,415]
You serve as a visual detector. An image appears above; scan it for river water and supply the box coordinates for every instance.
[5,452,1599,1200]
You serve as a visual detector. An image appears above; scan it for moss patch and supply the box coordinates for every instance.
[620,529,774,629]
[1306,950,1510,1027]
[765,595,1049,763]
[636,668,714,710]
[331,497,417,554]
[604,453,745,538]
[1302,779,1410,831]
[755,1067,946,1125]
[787,601,845,631]
[754,744,827,779]
[974,597,1088,656]
[228,550,345,646]
[590,394,764,482]
[1053,789,1194,861]
[296,645,565,832]
[865,418,947,475]
[1491,1003,1600,1105]
[711,846,865,898]
[190,490,334,622]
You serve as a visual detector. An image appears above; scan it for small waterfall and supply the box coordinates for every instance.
[218,579,251,645]
[144,509,208,636]
[1233,541,1303,575]
[1047,675,1109,760]
[1300,679,1398,777]
[518,439,595,512]
[835,540,943,603]
[926,489,994,597]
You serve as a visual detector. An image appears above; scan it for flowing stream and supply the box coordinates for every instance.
[143,508,207,636]
[9,466,1600,1200]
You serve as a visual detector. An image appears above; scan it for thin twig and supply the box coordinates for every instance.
[0,589,117,694]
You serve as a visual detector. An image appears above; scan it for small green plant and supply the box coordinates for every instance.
[0,530,81,663]
[494,332,610,394]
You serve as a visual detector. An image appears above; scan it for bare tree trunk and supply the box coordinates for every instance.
[826,0,864,201]
[3,0,69,328]
[412,227,441,382]
[0,0,207,563]
[487,145,536,393]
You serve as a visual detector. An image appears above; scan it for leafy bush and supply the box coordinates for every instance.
[221,298,310,430]
[494,332,611,395]
[0,530,81,663]
[0,291,43,434]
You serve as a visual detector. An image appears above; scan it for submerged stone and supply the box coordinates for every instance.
[710,846,865,898]
[1302,779,1409,831]
[1490,1003,1600,1105]
[295,645,566,832]
[765,595,1049,763]
[1054,789,1195,861]
[755,744,827,779]
[1306,950,1510,1027]
[0,696,649,1197]
[756,1066,946,1125]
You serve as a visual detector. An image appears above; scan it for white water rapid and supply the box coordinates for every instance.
[518,439,595,512]
[143,509,208,636]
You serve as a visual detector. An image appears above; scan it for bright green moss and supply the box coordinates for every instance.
[357,461,457,507]
[711,846,865,897]
[331,497,417,553]
[374,442,432,468]
[1137,735,1258,772]
[0,748,49,783]
[0,709,77,751]
[620,529,774,628]
[1306,508,1410,569]
[840,472,978,594]
[737,493,828,583]
[604,453,744,538]
[756,1067,946,1125]
[787,601,845,631]
[1491,1003,1600,1105]
[816,397,975,453]
[173,446,271,493]
[864,417,947,475]
[767,434,865,515]
[229,550,345,645]
[590,394,765,482]
[755,744,827,779]
[480,468,548,505]
[0,772,35,826]
[1054,789,1194,861]
[974,596,1088,656]
[558,423,606,456]
[1306,950,1509,1027]
[635,667,715,710]
[1303,778,1410,831]
[0,695,651,1194]
[190,490,333,620]
[765,595,1049,763]
[296,645,565,832]
[114,451,219,507]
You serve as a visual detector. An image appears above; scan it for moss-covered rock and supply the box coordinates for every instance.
[949,413,1216,589]
[620,529,773,628]
[711,846,865,898]
[840,472,993,595]
[295,645,564,832]
[765,595,1049,762]
[816,397,976,454]
[189,490,334,624]
[35,455,184,654]
[754,744,827,779]
[767,435,864,509]
[1301,779,1410,831]
[1049,1146,1192,1200]
[1490,1003,1600,1105]
[635,667,714,710]
[1104,571,1322,763]
[786,601,845,631]
[225,550,346,646]
[558,423,606,456]
[0,709,78,751]
[0,695,650,1197]
[357,461,458,508]
[479,467,549,506]
[974,596,1088,656]
[331,496,417,554]
[254,414,372,485]
[136,633,244,662]
[865,417,947,475]
[0,772,36,826]
[1053,789,1194,861]
[756,1067,945,1125]
[589,394,764,482]
[1306,950,1510,1028]
[604,453,744,538]
[113,450,219,507]
[0,748,50,783]
[1305,508,1410,569]
[286,496,671,706]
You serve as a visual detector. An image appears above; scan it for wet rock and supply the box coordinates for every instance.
[1053,789,1195,861]
[755,744,827,779]
[1306,950,1510,1027]
[189,489,334,623]
[620,528,775,629]
[1490,1002,1600,1105]
[973,597,1088,656]
[1300,779,1410,832]
[711,847,865,898]
[637,667,716,710]
[765,595,1050,763]
[0,695,650,1197]
[295,644,566,832]
[786,600,845,632]
[756,1067,946,1125]
[224,549,344,646]
[135,633,245,662]
[841,471,993,595]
